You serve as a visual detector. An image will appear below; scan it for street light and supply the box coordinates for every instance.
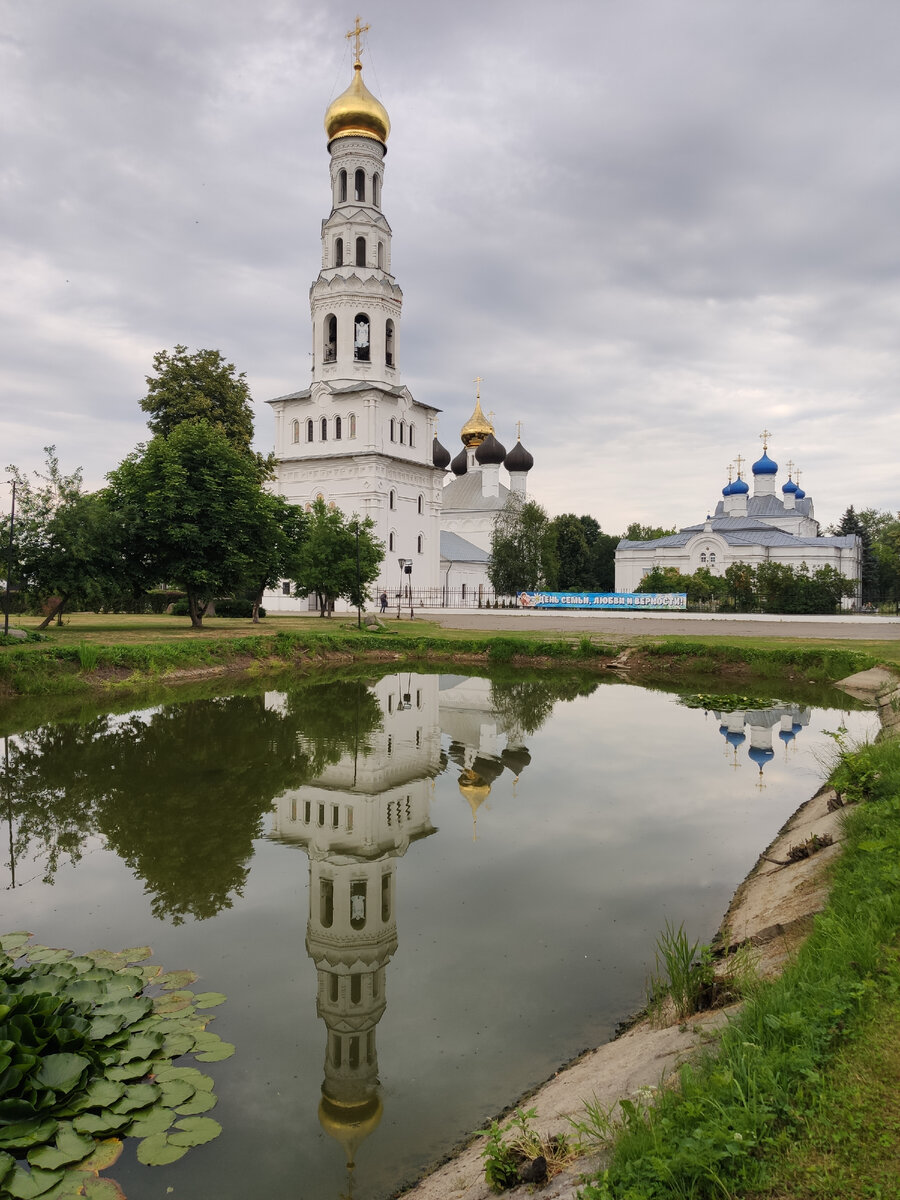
[397,558,408,620]
[405,559,413,620]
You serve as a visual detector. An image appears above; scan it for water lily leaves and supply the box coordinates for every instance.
[117,948,152,965]
[0,933,32,955]
[4,1164,65,1198]
[59,1078,124,1117]
[152,991,194,1016]
[155,1078,195,1109]
[83,1178,126,1199]
[26,949,73,967]
[118,1032,164,1062]
[166,1116,221,1148]
[151,1065,213,1092]
[161,1031,196,1059]
[135,1134,189,1166]
[174,1090,217,1116]
[108,1083,160,1115]
[34,1054,91,1096]
[71,1111,130,1138]
[126,1105,174,1139]
[75,1138,122,1173]
[192,1035,234,1063]
[27,1125,95,1170]
[137,964,162,984]
[0,1150,14,1183]
[105,1060,153,1083]
[155,970,198,992]
[191,992,226,1009]
[0,1119,59,1151]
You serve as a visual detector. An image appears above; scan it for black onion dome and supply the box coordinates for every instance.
[451,447,468,476]
[432,436,451,470]
[504,440,534,473]
[474,432,507,465]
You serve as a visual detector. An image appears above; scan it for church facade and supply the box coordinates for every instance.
[614,441,862,601]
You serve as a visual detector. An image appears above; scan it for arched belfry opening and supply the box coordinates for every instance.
[385,319,394,367]
[324,314,337,363]
[355,236,366,267]
[354,168,365,202]
[354,314,370,361]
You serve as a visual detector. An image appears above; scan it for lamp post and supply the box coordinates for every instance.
[397,558,408,620]
[405,559,413,620]
[3,481,15,638]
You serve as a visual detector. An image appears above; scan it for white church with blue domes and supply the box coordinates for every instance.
[614,435,862,600]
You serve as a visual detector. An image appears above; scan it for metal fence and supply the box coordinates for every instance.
[387,586,517,610]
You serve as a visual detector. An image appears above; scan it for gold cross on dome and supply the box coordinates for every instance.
[516,420,523,440]
[473,376,483,400]
[734,454,745,477]
[487,410,496,424]
[759,428,773,451]
[726,464,733,484]
[785,459,795,479]
[794,467,802,486]
[346,16,370,66]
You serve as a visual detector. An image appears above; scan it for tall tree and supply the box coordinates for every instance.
[140,345,268,468]
[244,493,309,622]
[828,506,877,603]
[621,522,678,541]
[488,495,558,595]
[106,421,272,628]
[293,497,383,616]
[550,513,590,590]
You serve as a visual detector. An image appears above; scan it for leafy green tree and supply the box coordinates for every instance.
[828,506,876,603]
[622,522,678,542]
[244,493,309,622]
[724,561,757,611]
[5,448,124,628]
[684,567,728,604]
[106,421,273,628]
[550,514,590,590]
[293,497,383,616]
[488,495,558,595]
[634,566,688,593]
[141,345,255,453]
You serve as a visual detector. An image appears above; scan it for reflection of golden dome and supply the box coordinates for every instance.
[325,64,391,145]
[458,770,490,841]
[319,1094,383,1167]
[460,395,494,449]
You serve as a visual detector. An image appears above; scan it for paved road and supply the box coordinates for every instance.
[424,610,900,640]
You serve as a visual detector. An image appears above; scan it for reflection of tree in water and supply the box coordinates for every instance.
[488,674,600,737]
[2,681,382,922]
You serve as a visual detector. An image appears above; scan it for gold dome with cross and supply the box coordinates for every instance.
[324,18,391,145]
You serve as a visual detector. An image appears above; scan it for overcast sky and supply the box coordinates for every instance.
[3,0,899,534]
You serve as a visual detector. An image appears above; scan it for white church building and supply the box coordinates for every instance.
[614,441,862,599]
[264,27,533,612]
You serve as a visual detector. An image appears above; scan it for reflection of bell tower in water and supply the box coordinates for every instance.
[269,674,442,1181]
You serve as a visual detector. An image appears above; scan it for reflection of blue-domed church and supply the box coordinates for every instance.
[615,434,862,598]
[715,703,811,781]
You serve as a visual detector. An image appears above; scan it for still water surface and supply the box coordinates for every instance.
[1,671,875,1199]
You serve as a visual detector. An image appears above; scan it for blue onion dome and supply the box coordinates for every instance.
[432,435,451,470]
[504,439,534,473]
[752,451,778,475]
[475,432,507,465]
[722,480,733,497]
[779,728,796,746]
[451,447,468,476]
[725,730,746,748]
[794,486,806,499]
[748,746,775,768]
[730,476,750,495]
[782,477,798,494]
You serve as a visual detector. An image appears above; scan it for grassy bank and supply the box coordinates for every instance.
[580,734,900,1200]
[0,613,889,698]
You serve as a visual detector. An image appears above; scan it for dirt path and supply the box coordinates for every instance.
[424,610,900,640]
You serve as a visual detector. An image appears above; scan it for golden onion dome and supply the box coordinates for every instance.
[460,395,494,449]
[325,63,391,145]
[318,1094,383,1166]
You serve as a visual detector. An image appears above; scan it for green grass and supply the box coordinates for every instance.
[581,734,900,1200]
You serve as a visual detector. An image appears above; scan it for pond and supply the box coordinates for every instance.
[0,670,876,1199]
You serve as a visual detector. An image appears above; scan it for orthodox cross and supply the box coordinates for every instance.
[726,463,733,484]
[785,458,795,479]
[346,16,370,66]
[734,453,745,477]
[487,410,496,425]
[473,376,483,400]
[794,467,802,487]
[759,428,773,452]
[516,420,523,441]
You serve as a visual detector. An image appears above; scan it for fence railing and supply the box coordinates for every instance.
[387,587,517,609]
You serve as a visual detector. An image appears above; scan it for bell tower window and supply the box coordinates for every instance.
[335,415,342,440]
[385,319,394,367]
[354,168,365,201]
[306,419,314,442]
[377,241,384,269]
[324,314,337,363]
[354,313,370,361]
[320,417,328,441]
[355,236,366,267]
[334,238,343,267]
[372,174,380,207]
[338,170,347,203]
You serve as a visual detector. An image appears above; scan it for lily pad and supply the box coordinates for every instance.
[27,1125,95,1170]
[35,1055,91,1096]
[135,1134,188,1166]
[0,1150,14,1183]
[191,992,227,1008]
[4,1164,66,1198]
[71,1111,129,1137]
[0,1119,59,1151]
[166,1116,222,1148]
[193,1038,235,1063]
[162,1032,196,1059]
[59,1079,124,1117]
[26,949,73,966]
[175,1090,217,1116]
[108,1083,160,1115]
[155,970,198,992]
[118,1032,164,1062]
[117,948,152,965]
[105,1060,154,1083]
[126,1105,174,1139]
[75,1138,122,1173]
[151,1066,213,1091]
[152,992,193,1016]
[83,1178,126,1199]
[156,1078,195,1108]
[0,933,32,954]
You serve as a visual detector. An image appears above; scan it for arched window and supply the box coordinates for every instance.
[334,237,343,267]
[709,552,716,564]
[348,413,357,438]
[339,169,347,203]
[324,313,337,363]
[385,318,394,367]
[355,236,366,267]
[377,241,384,269]
[389,531,395,551]
[291,419,300,444]
[320,879,334,928]
[350,881,366,929]
[417,494,423,515]
[389,418,396,442]
[389,489,395,510]
[381,873,391,921]
[354,313,370,361]
[335,415,342,440]
[354,168,365,202]
[399,420,406,445]
[372,174,380,207]
[700,552,707,564]
[320,417,328,441]
[306,419,314,442]
[417,534,423,554]
[409,423,415,447]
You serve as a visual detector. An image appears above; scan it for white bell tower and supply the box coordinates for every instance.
[267,21,444,606]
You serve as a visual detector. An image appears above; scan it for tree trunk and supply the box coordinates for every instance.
[252,582,265,624]
[187,592,204,629]
[37,594,68,631]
